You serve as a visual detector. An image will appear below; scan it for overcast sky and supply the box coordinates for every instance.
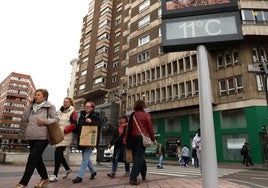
[0,0,90,109]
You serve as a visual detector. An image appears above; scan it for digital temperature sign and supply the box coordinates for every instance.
[162,12,243,52]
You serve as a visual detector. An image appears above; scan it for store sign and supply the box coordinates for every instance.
[162,12,243,52]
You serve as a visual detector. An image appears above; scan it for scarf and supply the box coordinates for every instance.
[32,101,46,113]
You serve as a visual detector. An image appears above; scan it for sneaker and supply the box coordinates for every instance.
[89,172,97,180]
[123,171,130,177]
[62,169,72,179]
[107,172,115,178]
[49,175,57,182]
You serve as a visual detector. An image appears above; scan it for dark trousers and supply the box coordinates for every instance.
[19,140,49,186]
[53,146,70,176]
[130,135,147,181]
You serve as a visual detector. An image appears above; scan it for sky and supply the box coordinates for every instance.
[0,0,90,109]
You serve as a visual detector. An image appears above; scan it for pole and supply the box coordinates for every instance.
[197,45,218,187]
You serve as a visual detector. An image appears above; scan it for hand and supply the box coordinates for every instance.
[154,140,158,145]
[37,119,46,126]
[86,118,92,123]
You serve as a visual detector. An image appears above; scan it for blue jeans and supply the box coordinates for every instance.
[157,155,163,167]
[77,148,96,178]
[112,145,130,173]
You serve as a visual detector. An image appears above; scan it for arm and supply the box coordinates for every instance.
[64,111,78,134]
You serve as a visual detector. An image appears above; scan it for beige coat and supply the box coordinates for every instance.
[55,106,75,147]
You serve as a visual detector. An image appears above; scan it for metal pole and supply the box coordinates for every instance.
[197,45,218,187]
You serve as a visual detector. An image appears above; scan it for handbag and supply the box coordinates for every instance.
[79,125,98,147]
[46,108,64,145]
[126,149,133,163]
[133,115,153,147]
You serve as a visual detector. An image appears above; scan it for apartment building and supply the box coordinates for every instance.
[0,72,35,148]
[72,0,268,163]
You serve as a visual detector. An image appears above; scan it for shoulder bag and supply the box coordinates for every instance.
[133,115,152,147]
[46,108,64,145]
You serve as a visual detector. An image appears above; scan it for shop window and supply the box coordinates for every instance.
[165,117,181,132]
[221,134,248,161]
[220,109,246,129]
[165,137,181,158]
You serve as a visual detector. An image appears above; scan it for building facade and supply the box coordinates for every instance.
[0,72,36,148]
[72,0,268,163]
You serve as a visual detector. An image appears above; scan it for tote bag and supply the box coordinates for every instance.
[79,125,98,147]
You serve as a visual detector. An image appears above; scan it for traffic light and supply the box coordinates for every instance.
[259,60,268,74]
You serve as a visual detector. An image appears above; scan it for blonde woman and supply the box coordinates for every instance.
[49,97,77,182]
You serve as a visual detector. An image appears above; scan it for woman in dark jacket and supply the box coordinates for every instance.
[72,101,101,184]
[126,100,157,185]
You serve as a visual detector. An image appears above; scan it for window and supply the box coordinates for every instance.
[84,43,90,51]
[173,84,178,99]
[158,8,162,18]
[217,55,224,69]
[95,61,107,70]
[138,34,150,46]
[94,77,106,84]
[186,81,192,97]
[227,77,235,94]
[79,84,85,90]
[117,5,122,12]
[252,48,259,63]
[98,32,110,41]
[193,79,199,95]
[137,51,150,63]
[151,90,155,103]
[126,36,130,43]
[233,50,239,64]
[115,32,121,38]
[116,18,122,26]
[81,70,87,76]
[161,87,166,102]
[114,45,120,53]
[96,46,108,54]
[159,27,162,37]
[146,70,150,82]
[225,51,232,66]
[185,57,190,71]
[235,75,244,93]
[100,7,112,16]
[112,76,118,83]
[179,82,185,98]
[138,15,150,28]
[172,60,178,74]
[179,59,184,72]
[256,74,264,91]
[113,60,119,68]
[219,79,227,95]
[161,64,166,78]
[82,56,88,62]
[260,47,267,62]
[139,0,150,12]
[241,9,268,24]
[158,46,164,55]
[99,19,111,28]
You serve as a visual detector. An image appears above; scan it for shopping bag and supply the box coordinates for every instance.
[47,122,64,145]
[126,149,133,163]
[79,125,98,147]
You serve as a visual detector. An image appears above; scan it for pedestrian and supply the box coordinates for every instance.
[177,143,182,164]
[181,145,190,167]
[126,100,157,185]
[72,101,101,183]
[241,142,253,166]
[192,148,199,168]
[16,89,59,188]
[107,115,130,178]
[156,143,165,169]
[48,97,77,182]
[192,128,201,167]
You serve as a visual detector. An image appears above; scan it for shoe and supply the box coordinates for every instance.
[34,179,49,188]
[107,172,115,178]
[72,177,82,183]
[89,172,97,180]
[159,166,163,169]
[129,180,140,185]
[123,171,130,177]
[142,176,146,181]
[15,184,26,188]
[49,175,57,182]
[62,169,72,179]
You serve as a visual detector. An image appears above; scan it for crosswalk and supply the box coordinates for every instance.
[112,163,247,179]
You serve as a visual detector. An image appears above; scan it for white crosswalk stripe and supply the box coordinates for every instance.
[113,163,247,178]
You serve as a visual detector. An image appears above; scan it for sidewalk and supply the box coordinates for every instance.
[0,161,255,188]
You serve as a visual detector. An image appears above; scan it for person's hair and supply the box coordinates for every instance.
[65,97,74,106]
[85,101,95,110]
[35,88,49,100]
[134,100,146,111]
[120,115,128,123]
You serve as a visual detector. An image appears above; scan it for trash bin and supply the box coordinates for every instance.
[96,145,106,162]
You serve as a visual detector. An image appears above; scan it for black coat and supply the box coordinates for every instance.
[74,110,101,150]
